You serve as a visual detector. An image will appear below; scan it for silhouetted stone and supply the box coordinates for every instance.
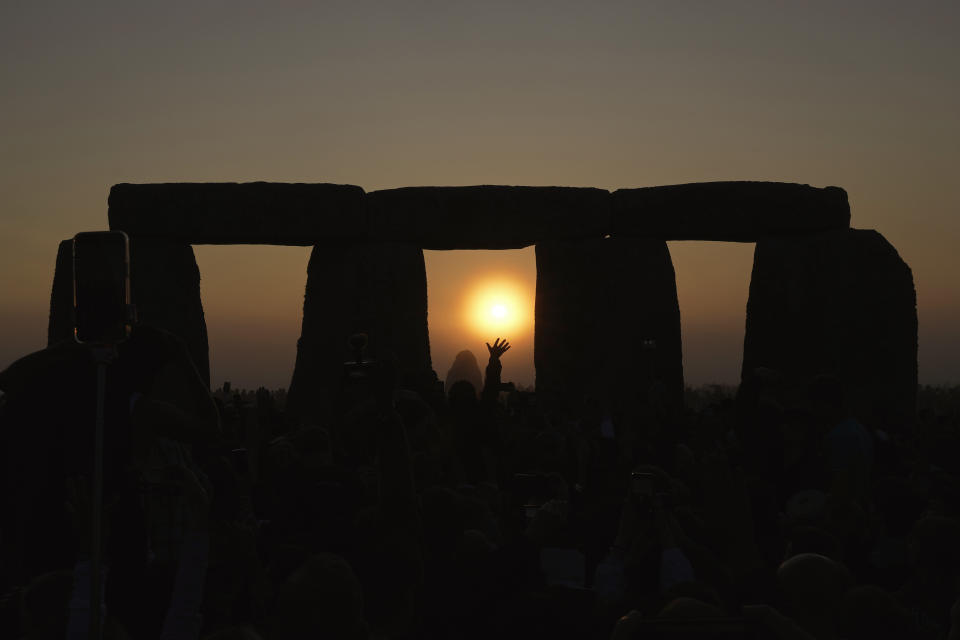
[48,239,75,345]
[742,229,917,430]
[128,238,210,386]
[45,237,209,385]
[612,182,849,242]
[367,186,611,249]
[535,237,683,417]
[108,182,366,245]
[287,241,432,423]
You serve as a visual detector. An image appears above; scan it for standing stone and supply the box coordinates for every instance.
[46,237,209,385]
[742,229,917,430]
[128,238,210,387]
[48,239,75,345]
[287,241,433,423]
[535,237,683,418]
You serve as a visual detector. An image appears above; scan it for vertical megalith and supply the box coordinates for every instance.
[535,237,683,418]
[742,229,917,430]
[128,238,210,386]
[48,239,75,345]
[46,237,209,385]
[287,241,432,423]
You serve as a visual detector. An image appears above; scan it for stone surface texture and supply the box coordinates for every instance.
[612,181,849,241]
[127,239,210,386]
[109,182,366,245]
[535,237,683,417]
[286,241,432,423]
[742,229,917,430]
[47,240,75,345]
[367,185,611,249]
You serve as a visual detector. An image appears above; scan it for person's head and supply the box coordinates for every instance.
[420,486,465,553]
[777,553,852,623]
[836,585,914,640]
[447,380,478,413]
[658,596,725,620]
[908,516,960,586]
[785,525,842,562]
[19,571,73,640]
[272,553,367,640]
[660,581,724,613]
[202,626,263,640]
[445,350,482,399]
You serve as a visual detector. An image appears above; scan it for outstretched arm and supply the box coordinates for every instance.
[481,337,510,406]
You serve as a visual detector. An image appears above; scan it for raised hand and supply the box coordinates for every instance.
[486,337,511,361]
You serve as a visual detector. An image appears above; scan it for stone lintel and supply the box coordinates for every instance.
[108,182,367,245]
[367,185,611,250]
[612,181,850,242]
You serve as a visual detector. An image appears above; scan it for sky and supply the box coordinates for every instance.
[1,1,958,390]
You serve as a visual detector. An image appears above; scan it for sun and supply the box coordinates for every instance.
[464,277,530,336]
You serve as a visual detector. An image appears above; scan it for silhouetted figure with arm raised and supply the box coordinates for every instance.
[481,337,511,407]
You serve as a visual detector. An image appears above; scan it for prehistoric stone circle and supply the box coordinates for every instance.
[43,180,918,428]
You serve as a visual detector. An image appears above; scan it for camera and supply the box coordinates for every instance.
[343,333,378,383]
[630,471,655,499]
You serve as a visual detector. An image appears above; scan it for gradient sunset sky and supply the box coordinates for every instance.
[2,1,957,390]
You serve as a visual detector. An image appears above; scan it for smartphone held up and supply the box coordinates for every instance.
[73,231,133,345]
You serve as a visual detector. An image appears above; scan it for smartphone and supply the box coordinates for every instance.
[73,231,131,344]
[630,472,655,499]
[344,360,378,382]
[343,332,378,384]
[514,473,554,521]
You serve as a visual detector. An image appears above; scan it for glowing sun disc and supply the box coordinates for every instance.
[464,278,530,336]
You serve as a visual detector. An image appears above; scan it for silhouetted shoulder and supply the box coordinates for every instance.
[118,323,198,390]
[0,340,87,396]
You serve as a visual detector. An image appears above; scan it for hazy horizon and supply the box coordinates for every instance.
[2,2,958,388]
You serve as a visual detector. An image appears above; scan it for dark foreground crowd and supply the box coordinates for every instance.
[1,326,959,640]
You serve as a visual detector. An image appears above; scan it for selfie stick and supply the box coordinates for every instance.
[89,345,115,640]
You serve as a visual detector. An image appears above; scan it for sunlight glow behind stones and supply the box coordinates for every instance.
[465,278,531,336]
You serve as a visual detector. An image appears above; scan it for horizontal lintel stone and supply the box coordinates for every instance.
[108,182,367,245]
[367,185,612,250]
[611,181,850,242]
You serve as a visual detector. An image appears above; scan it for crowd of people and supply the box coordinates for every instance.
[2,324,960,640]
